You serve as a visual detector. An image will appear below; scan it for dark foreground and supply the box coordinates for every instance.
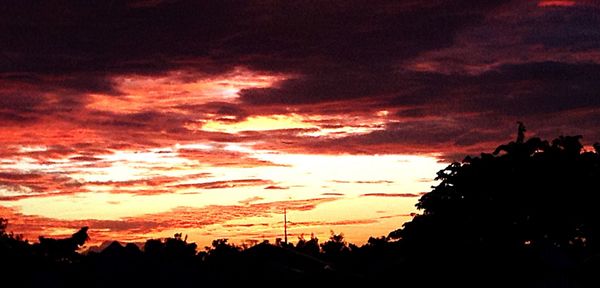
[3,132,600,287]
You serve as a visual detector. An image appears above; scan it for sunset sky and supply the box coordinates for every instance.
[1,0,600,248]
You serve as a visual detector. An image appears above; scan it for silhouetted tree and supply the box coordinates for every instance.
[295,234,320,257]
[142,233,197,259]
[165,233,197,258]
[205,238,241,261]
[390,125,600,287]
[143,238,164,256]
[321,231,351,263]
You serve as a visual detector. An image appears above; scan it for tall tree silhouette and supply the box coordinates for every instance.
[389,125,600,287]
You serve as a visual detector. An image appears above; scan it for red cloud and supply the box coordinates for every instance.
[264,185,289,190]
[538,1,576,7]
[0,171,85,201]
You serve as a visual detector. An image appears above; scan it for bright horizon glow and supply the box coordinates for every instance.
[0,65,447,248]
[1,142,446,246]
[0,65,448,248]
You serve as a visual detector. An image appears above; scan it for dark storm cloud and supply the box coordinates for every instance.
[389,61,600,116]
[293,65,600,156]
[325,61,600,156]
[469,62,600,115]
[235,0,510,105]
[0,0,509,143]
[406,2,600,74]
[1,0,598,158]
[0,0,507,90]
[524,4,600,51]
[0,92,44,121]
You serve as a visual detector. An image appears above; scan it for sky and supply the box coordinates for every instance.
[1,0,600,248]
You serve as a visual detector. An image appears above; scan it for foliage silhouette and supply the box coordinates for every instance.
[295,233,320,257]
[320,231,351,265]
[390,126,600,287]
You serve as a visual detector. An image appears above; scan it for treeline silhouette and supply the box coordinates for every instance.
[2,129,600,287]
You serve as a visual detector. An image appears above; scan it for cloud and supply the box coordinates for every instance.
[2,0,600,248]
[354,180,394,184]
[222,223,270,229]
[173,179,273,190]
[287,219,378,228]
[408,2,600,72]
[238,196,264,205]
[360,193,422,198]
[264,185,288,190]
[2,0,596,160]
[0,197,339,243]
[258,61,600,158]
[0,171,85,201]
[217,213,419,240]
[0,206,157,240]
[330,180,393,184]
[377,213,416,219]
[69,156,103,162]
[175,148,285,168]
[321,193,345,196]
[1,0,506,107]
[538,1,576,7]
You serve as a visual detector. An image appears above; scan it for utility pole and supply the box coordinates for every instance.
[284,208,288,244]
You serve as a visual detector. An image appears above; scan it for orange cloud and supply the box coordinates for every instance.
[0,197,339,245]
[88,69,286,114]
[173,179,273,190]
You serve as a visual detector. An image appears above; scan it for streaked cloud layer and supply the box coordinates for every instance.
[1,0,599,246]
